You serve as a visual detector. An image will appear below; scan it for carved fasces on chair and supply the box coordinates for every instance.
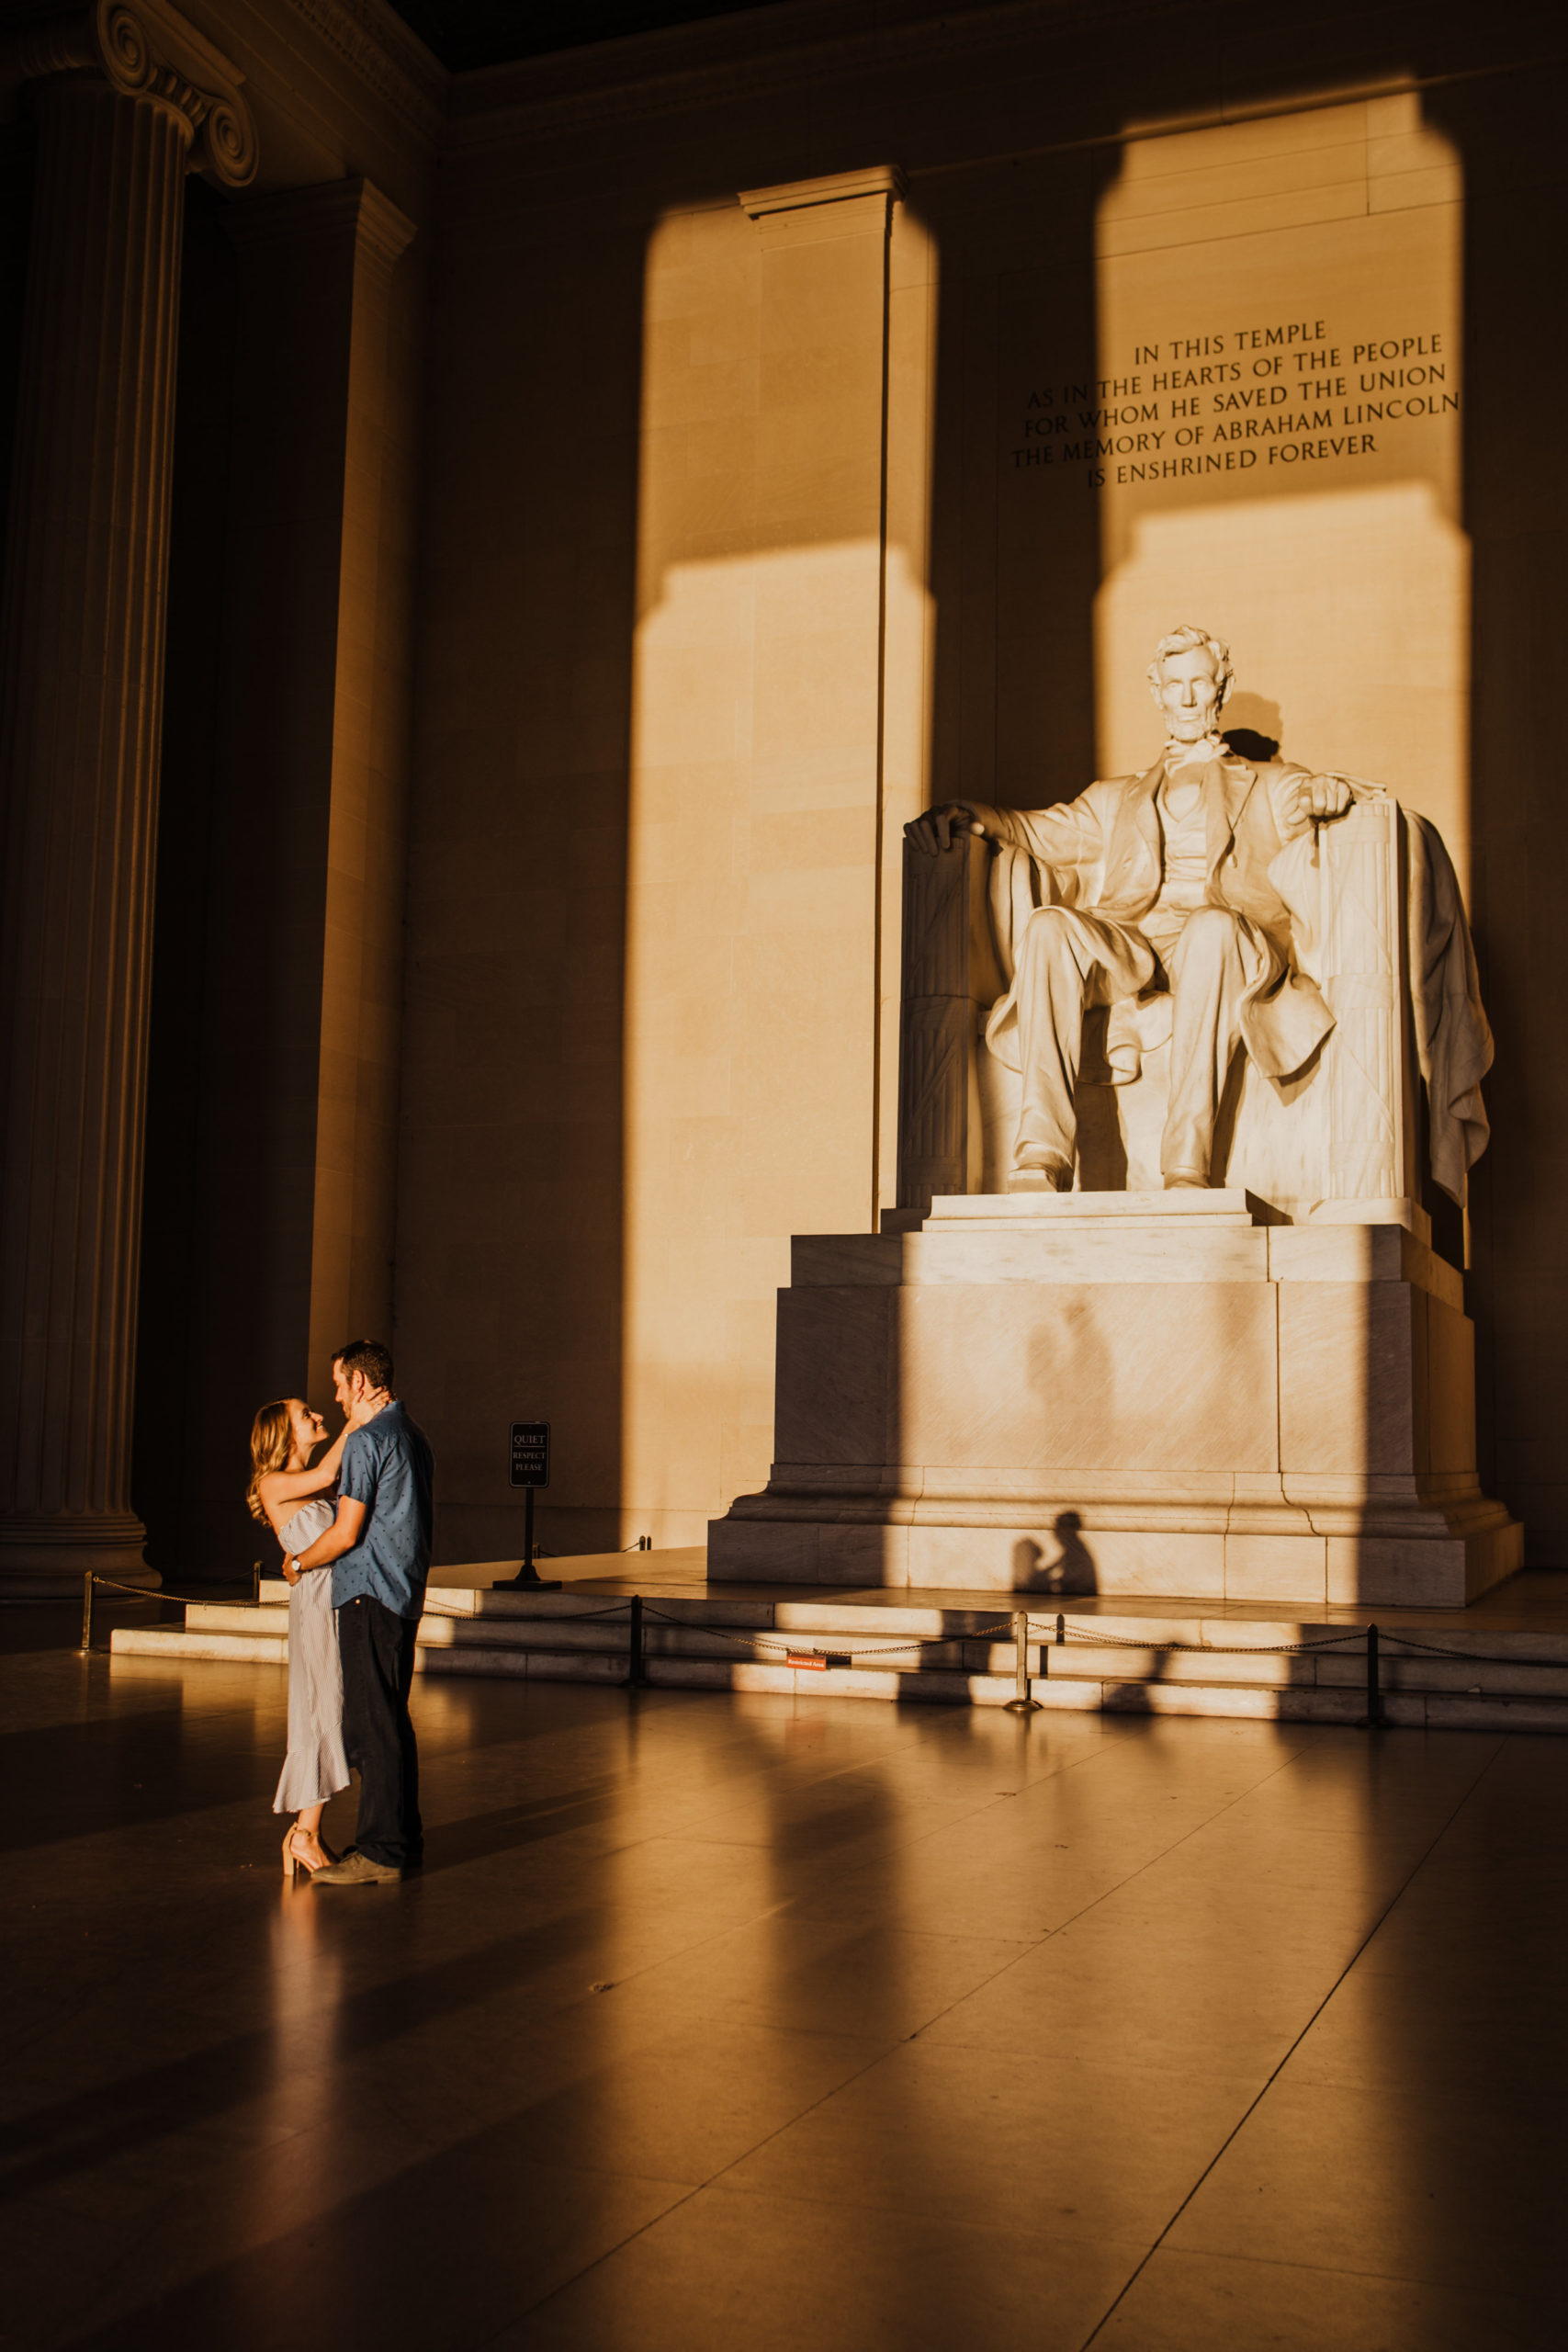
[1316,797,1409,1202]
[1261,792,1416,1209]
[897,833,1001,1213]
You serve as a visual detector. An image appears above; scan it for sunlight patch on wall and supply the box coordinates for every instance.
[622,186,937,1538]
[1097,483,1470,875]
[623,537,886,1537]
[1075,93,1464,872]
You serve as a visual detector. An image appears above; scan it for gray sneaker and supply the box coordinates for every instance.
[310,1849,404,1886]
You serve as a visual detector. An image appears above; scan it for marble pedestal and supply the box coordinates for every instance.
[708,1193,1522,1607]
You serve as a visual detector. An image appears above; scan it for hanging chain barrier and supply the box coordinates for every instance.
[621,1602,1549,1728]
[1364,1620,1388,1730]
[84,1574,1552,1731]
[80,1569,276,1653]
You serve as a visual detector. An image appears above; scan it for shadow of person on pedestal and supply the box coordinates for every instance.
[1013,1513,1099,1595]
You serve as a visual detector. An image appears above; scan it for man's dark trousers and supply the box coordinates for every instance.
[338,1595,423,1868]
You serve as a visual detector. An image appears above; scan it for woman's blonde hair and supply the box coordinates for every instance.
[246,1399,294,1524]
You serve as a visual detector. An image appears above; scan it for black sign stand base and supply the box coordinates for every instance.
[502,1487,560,1591]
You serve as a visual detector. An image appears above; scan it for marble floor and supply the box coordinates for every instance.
[4,1605,1562,2351]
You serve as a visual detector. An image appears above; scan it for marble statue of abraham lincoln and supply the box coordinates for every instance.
[908,624,1358,1190]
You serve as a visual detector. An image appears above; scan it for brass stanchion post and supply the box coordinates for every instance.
[1005,1610,1042,1713]
[1361,1621,1389,1729]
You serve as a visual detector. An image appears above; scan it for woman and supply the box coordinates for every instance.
[247,1396,361,1877]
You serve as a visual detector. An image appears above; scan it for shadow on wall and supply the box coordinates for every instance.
[1425,65,1568,1552]
[132,183,242,1582]
[394,214,650,1566]
[134,175,437,1579]
[1013,1514,1100,1596]
[135,180,652,1577]
[924,151,1105,824]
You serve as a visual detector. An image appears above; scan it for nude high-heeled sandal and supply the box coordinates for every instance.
[282,1824,327,1878]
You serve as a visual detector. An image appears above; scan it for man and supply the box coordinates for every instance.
[288,1340,434,1885]
[908,625,1354,1188]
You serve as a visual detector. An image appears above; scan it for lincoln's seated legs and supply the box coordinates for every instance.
[1158,905,1250,1183]
[1012,906,1153,1182]
[1013,901,1254,1189]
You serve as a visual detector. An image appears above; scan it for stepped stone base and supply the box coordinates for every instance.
[107,1574,1568,1735]
[709,1192,1523,1610]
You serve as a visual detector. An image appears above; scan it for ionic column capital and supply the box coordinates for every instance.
[6,0,257,187]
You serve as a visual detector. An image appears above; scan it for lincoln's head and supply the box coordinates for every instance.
[1147,625,1233,743]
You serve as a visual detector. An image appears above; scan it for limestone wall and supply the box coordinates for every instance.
[109,0,1568,1577]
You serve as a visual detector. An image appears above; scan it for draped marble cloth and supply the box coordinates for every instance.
[979,758,1492,1204]
[1403,811,1494,1203]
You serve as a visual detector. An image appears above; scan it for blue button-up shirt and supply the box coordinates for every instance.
[332,1401,434,1619]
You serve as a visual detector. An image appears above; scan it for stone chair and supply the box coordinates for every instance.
[896,796,1432,1229]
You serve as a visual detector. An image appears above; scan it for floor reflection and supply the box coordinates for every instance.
[6,1627,1562,2351]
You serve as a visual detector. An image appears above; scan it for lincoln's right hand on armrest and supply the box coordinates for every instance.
[906,802,1010,855]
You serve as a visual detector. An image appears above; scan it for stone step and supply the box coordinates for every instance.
[376,1640,1568,1731]
[117,1624,288,1666]
[165,1599,1568,1695]
[191,1605,289,1634]
[225,1589,1568,1661]
[112,1603,1568,1729]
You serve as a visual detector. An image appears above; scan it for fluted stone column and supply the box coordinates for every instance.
[0,3,255,1594]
